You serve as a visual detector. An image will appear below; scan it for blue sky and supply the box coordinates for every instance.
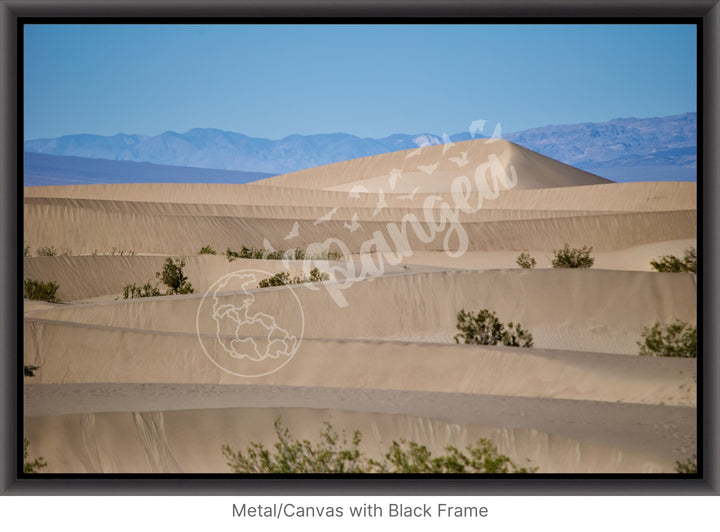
[24,24,697,141]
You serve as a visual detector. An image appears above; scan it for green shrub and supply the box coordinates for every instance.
[308,267,330,282]
[551,243,594,269]
[638,320,697,358]
[226,245,342,263]
[675,455,697,474]
[222,418,536,474]
[454,309,533,348]
[227,245,283,261]
[122,258,194,298]
[123,282,162,299]
[258,268,329,288]
[36,246,57,257]
[24,279,59,302]
[379,438,537,474]
[157,257,194,294]
[24,365,39,377]
[502,322,535,348]
[650,247,697,273]
[516,252,536,269]
[199,245,217,255]
[24,438,47,473]
[312,250,343,261]
[258,271,292,288]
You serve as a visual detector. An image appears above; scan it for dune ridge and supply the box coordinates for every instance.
[24,201,694,255]
[27,269,696,355]
[255,138,613,191]
[24,180,695,211]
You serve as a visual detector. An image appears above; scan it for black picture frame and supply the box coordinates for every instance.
[2,0,717,495]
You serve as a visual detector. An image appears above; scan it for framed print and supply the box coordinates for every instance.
[2,1,717,497]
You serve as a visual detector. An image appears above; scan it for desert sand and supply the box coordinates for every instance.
[23,138,697,473]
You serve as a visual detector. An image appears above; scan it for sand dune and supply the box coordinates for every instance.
[24,320,697,404]
[24,199,694,256]
[24,180,695,212]
[23,140,697,474]
[27,269,696,354]
[24,238,696,302]
[255,138,613,191]
[24,402,693,474]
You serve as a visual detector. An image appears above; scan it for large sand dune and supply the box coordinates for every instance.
[23,139,697,474]
[255,138,614,191]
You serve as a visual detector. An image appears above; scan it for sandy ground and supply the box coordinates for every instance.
[23,138,697,474]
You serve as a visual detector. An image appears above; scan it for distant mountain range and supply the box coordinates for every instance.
[24,112,696,183]
[24,152,272,187]
[506,113,696,182]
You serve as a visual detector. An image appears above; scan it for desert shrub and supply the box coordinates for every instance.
[516,252,536,269]
[650,247,697,273]
[454,309,533,348]
[225,247,239,261]
[265,250,284,260]
[122,258,194,298]
[223,418,368,473]
[308,267,330,282]
[123,282,162,299]
[258,271,292,288]
[24,438,47,473]
[24,365,39,377]
[379,438,537,474]
[222,418,536,474]
[638,320,697,358]
[24,279,59,302]
[36,246,57,257]
[24,244,31,257]
[258,268,329,288]
[502,322,535,348]
[675,455,698,474]
[157,257,194,294]
[199,245,217,255]
[551,243,594,269]
[227,245,281,261]
[311,250,343,261]
[226,245,342,263]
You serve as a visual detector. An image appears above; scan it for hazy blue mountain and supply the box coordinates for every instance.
[24,152,273,186]
[25,130,451,175]
[25,112,696,182]
[504,113,696,181]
